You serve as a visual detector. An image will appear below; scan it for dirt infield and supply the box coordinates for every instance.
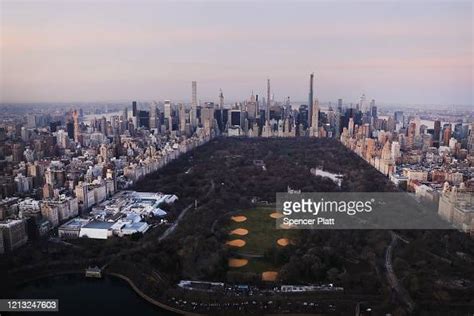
[226,239,246,247]
[269,212,283,219]
[228,258,249,268]
[231,216,247,223]
[262,271,278,281]
[276,238,289,246]
[229,228,249,236]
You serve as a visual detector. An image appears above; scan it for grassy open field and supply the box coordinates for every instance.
[224,206,299,274]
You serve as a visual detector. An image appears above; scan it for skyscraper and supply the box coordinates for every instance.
[394,111,404,125]
[359,94,368,113]
[123,107,128,121]
[164,100,172,131]
[132,101,137,117]
[433,120,441,147]
[267,78,271,115]
[149,103,158,130]
[308,73,314,127]
[370,99,377,118]
[192,81,197,107]
[310,98,319,137]
[73,109,79,142]
[219,89,224,109]
[190,82,197,128]
[468,123,474,154]
[132,101,138,127]
[179,104,186,133]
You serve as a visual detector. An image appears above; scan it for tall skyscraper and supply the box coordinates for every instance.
[149,103,158,129]
[164,100,172,131]
[190,82,198,128]
[308,73,314,127]
[267,78,271,115]
[192,81,197,107]
[468,123,474,154]
[132,101,137,117]
[337,98,343,113]
[394,111,404,124]
[73,109,79,142]
[370,99,377,118]
[443,124,452,146]
[310,98,319,137]
[123,107,128,121]
[360,94,368,113]
[132,101,138,127]
[179,104,186,133]
[219,89,224,109]
[433,120,441,147]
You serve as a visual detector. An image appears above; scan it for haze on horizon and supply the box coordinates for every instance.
[0,1,472,106]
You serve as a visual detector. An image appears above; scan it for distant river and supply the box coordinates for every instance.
[10,274,177,316]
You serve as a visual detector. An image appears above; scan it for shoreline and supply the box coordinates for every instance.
[11,269,196,316]
[105,272,200,316]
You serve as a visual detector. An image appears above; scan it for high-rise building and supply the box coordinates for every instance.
[190,82,198,128]
[138,110,150,129]
[219,89,224,109]
[192,81,197,107]
[73,109,80,142]
[201,105,215,132]
[391,141,401,161]
[407,122,416,149]
[0,219,28,252]
[310,99,319,137]
[370,99,377,119]
[179,104,187,133]
[308,73,314,127]
[132,101,137,117]
[123,107,128,121]
[443,125,452,146]
[468,123,474,154]
[266,78,271,116]
[433,120,441,147]
[131,101,138,127]
[149,103,158,129]
[337,98,343,113]
[164,100,172,131]
[394,111,404,125]
[230,110,242,127]
[359,94,368,113]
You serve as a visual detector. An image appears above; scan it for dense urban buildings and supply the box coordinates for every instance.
[0,75,473,253]
[0,75,472,315]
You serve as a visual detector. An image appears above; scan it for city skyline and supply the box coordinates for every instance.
[1,1,472,105]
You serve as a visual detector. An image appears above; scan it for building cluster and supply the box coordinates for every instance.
[0,75,473,253]
[58,191,176,240]
[0,99,211,253]
[338,104,473,234]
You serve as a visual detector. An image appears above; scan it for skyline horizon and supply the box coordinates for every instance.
[1,1,472,105]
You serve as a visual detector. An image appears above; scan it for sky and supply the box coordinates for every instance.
[0,0,472,106]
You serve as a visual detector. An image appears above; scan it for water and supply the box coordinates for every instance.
[8,274,177,316]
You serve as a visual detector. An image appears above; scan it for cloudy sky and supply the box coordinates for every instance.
[0,1,472,105]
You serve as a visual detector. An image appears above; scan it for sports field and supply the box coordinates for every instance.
[225,206,298,279]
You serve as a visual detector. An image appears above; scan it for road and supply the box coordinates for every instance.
[159,179,215,241]
[385,231,415,312]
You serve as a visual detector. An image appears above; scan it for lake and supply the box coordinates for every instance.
[9,274,178,316]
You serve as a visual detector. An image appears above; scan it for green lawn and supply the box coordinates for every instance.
[225,206,298,273]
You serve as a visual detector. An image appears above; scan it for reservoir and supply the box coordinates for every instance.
[10,274,178,316]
